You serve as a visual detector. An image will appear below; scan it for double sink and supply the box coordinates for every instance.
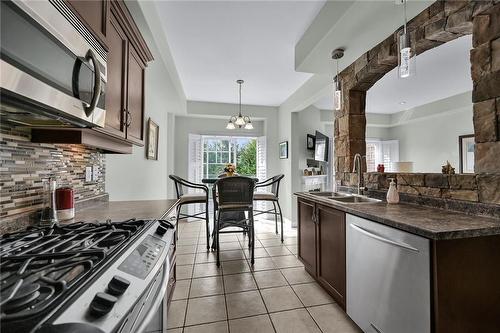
[310,191,381,204]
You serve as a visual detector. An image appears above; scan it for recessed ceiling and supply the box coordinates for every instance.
[155,0,326,106]
[314,35,473,113]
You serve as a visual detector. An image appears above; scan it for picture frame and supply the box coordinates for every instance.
[307,134,316,150]
[146,118,159,160]
[279,141,288,159]
[459,134,474,173]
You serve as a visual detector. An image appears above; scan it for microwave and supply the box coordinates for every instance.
[0,0,107,128]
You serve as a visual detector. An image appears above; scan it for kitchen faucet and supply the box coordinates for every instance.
[352,153,365,195]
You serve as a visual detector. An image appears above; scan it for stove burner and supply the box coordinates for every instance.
[0,218,151,333]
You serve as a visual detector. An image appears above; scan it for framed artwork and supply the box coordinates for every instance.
[146,118,159,160]
[459,134,474,173]
[307,134,315,150]
[279,141,288,159]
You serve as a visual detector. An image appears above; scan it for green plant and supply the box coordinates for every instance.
[236,139,257,176]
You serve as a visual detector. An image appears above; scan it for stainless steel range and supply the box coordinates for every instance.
[0,217,176,333]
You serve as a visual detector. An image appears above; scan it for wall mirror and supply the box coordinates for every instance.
[364,35,474,174]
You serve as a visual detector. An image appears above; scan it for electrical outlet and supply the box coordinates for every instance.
[85,166,92,182]
[92,165,99,181]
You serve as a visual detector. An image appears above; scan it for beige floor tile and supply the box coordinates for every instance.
[270,308,321,333]
[292,282,334,307]
[253,269,288,289]
[308,303,362,333]
[260,286,303,312]
[283,237,297,245]
[223,272,257,293]
[177,245,197,255]
[249,257,277,271]
[219,249,246,261]
[167,299,187,328]
[225,290,267,319]
[257,232,280,240]
[240,238,263,248]
[172,279,190,300]
[218,241,242,251]
[193,262,222,278]
[183,321,229,333]
[229,314,275,333]
[260,238,284,247]
[286,245,298,255]
[218,234,239,243]
[250,247,271,258]
[271,255,303,269]
[185,295,227,326]
[222,259,250,275]
[265,246,292,257]
[166,328,182,333]
[195,251,217,263]
[179,232,200,239]
[189,276,224,298]
[177,237,199,246]
[177,253,196,265]
[177,264,193,280]
[280,267,314,285]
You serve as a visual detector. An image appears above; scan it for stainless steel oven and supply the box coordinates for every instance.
[0,0,107,127]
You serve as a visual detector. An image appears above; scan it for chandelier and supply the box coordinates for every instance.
[226,79,253,130]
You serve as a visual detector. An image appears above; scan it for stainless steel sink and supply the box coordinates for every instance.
[330,196,381,204]
[310,192,351,198]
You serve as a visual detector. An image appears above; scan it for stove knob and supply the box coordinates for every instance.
[156,224,167,236]
[89,292,117,317]
[107,275,130,296]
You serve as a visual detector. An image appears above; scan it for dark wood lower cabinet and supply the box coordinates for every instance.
[297,198,346,309]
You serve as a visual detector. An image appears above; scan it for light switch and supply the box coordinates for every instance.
[92,165,99,181]
[85,166,92,182]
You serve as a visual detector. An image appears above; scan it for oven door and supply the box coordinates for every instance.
[0,0,106,127]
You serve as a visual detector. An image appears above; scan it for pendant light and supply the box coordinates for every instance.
[331,48,344,111]
[398,0,415,78]
[226,79,253,130]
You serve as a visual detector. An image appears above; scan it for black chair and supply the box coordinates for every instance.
[169,175,210,249]
[212,176,256,266]
[253,174,285,242]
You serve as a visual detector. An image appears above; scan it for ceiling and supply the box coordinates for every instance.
[314,35,473,114]
[154,0,326,106]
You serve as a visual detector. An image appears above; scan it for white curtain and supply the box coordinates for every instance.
[188,134,203,215]
[256,136,268,214]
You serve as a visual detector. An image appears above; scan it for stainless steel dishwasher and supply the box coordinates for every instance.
[346,214,430,333]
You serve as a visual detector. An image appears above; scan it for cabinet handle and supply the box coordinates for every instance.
[349,223,419,252]
[126,110,132,127]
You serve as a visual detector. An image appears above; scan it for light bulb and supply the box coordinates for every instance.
[245,122,253,130]
[226,121,235,130]
[334,89,342,111]
[235,116,245,126]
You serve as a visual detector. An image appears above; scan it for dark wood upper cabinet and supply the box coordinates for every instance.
[297,198,317,276]
[104,12,128,139]
[316,204,346,309]
[65,0,109,49]
[125,46,145,145]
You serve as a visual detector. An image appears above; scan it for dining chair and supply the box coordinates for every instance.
[169,175,210,249]
[253,174,285,242]
[212,176,256,266]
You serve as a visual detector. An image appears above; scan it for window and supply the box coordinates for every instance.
[366,139,399,172]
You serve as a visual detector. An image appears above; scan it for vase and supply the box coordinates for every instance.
[226,171,234,177]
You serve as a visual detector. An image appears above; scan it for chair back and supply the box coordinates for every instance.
[269,174,284,197]
[169,175,185,198]
[215,176,256,207]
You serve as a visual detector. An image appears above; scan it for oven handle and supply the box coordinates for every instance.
[135,257,170,333]
[83,49,102,117]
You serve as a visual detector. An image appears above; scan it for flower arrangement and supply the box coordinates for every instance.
[224,163,236,176]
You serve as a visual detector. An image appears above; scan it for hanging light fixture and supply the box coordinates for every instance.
[331,48,344,111]
[398,0,415,78]
[226,79,253,129]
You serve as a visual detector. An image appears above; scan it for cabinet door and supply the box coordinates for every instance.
[103,13,127,139]
[66,0,108,47]
[316,204,346,309]
[297,199,317,276]
[126,46,145,145]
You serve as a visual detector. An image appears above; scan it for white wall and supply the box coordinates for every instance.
[105,1,185,201]
[366,93,473,173]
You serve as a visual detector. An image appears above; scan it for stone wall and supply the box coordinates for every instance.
[334,0,500,206]
[0,123,107,232]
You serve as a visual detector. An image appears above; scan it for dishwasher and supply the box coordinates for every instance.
[346,214,430,333]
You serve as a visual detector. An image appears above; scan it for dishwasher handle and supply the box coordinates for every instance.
[349,223,419,253]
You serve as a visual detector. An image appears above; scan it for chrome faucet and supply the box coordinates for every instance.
[352,153,365,195]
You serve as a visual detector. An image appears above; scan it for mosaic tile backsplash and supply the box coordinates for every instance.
[0,123,106,222]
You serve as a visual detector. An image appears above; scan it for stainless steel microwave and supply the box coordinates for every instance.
[0,0,107,128]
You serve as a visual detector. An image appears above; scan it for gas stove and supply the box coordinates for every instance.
[0,217,176,333]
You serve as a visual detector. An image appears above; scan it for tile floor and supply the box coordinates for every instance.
[168,218,361,333]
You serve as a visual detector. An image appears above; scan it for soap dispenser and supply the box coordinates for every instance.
[386,178,399,204]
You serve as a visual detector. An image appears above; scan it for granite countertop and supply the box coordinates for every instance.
[295,192,500,240]
[71,199,179,222]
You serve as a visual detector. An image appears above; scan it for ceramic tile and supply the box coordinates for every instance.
[270,308,321,333]
[195,251,217,263]
[185,295,227,326]
[308,303,362,333]
[253,270,288,289]
[183,321,229,333]
[221,259,250,275]
[177,254,196,266]
[271,255,303,269]
[280,267,314,285]
[172,279,190,300]
[292,282,334,307]
[265,246,292,257]
[228,314,275,333]
[219,250,246,261]
[176,264,193,280]
[260,238,284,247]
[218,241,242,251]
[260,286,303,312]
[177,245,197,255]
[189,276,224,298]
[192,262,222,278]
[167,299,187,328]
[249,257,277,271]
[223,273,257,293]
[225,290,267,319]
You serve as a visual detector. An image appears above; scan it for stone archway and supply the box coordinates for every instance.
[334,0,500,205]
